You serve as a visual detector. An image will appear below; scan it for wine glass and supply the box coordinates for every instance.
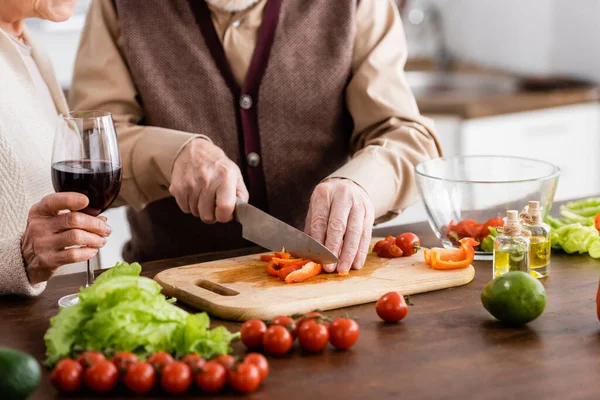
[51,111,122,307]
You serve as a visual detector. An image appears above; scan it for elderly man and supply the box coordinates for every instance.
[70,0,440,274]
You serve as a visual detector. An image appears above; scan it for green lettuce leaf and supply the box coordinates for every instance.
[44,262,237,366]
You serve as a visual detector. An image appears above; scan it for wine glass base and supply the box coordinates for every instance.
[58,293,80,308]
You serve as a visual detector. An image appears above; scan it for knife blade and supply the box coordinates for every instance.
[234,199,338,264]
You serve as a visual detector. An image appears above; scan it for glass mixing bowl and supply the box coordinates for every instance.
[415,156,560,260]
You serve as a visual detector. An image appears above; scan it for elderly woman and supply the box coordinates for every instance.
[0,0,111,296]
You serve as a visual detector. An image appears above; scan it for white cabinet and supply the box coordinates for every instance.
[460,103,600,201]
[380,103,600,230]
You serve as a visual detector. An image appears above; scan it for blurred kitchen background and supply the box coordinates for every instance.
[27,0,600,267]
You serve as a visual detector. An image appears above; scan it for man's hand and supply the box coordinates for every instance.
[305,179,375,274]
[22,193,111,285]
[170,139,249,223]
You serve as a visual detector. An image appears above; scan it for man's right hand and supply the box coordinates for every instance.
[170,139,249,223]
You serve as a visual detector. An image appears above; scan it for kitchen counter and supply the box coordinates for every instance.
[2,218,600,399]
[406,58,600,119]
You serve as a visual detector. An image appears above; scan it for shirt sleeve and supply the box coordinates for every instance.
[68,0,210,210]
[327,0,442,224]
[0,235,46,297]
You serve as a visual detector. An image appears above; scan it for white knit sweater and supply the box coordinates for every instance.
[0,28,69,296]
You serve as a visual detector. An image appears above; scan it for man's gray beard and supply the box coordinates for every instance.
[205,0,260,12]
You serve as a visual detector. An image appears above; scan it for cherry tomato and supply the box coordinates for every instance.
[214,354,235,369]
[376,291,408,322]
[263,325,293,355]
[372,239,387,253]
[240,319,267,350]
[396,233,420,256]
[161,361,192,394]
[76,351,105,369]
[111,351,138,371]
[147,352,174,371]
[377,242,403,258]
[298,319,329,353]
[195,361,227,392]
[123,362,156,394]
[228,362,261,394]
[270,315,298,338]
[328,318,360,350]
[84,359,119,393]
[182,354,206,372]
[244,353,269,382]
[50,359,83,392]
[297,311,330,329]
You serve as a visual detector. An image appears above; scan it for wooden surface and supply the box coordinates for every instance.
[154,246,474,321]
[2,221,600,400]
[406,58,600,119]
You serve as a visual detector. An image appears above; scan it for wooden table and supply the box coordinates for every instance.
[2,222,600,399]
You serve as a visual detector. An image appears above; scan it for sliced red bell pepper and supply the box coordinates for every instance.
[274,251,291,259]
[260,254,274,262]
[278,263,305,281]
[266,260,279,276]
[594,213,600,233]
[480,217,504,239]
[272,257,309,266]
[285,262,323,284]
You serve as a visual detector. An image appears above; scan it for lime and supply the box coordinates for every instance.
[0,347,41,400]
[481,271,547,325]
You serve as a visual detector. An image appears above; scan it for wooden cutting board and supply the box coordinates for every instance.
[154,241,475,321]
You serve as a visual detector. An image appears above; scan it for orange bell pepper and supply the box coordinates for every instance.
[260,254,274,262]
[278,263,305,281]
[266,260,279,276]
[285,262,322,284]
[424,238,478,270]
[594,213,600,233]
[274,251,291,259]
[272,257,308,266]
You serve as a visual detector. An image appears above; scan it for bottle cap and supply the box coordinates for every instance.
[528,201,541,212]
[506,210,519,222]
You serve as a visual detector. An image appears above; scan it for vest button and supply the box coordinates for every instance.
[247,152,260,167]
[240,94,253,110]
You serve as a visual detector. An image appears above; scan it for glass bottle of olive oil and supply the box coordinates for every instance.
[493,210,530,278]
[521,201,551,278]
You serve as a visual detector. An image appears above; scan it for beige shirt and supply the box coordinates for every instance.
[69,0,441,223]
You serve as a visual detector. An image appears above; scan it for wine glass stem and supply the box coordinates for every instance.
[85,258,94,287]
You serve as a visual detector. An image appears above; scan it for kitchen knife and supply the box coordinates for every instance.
[234,198,338,264]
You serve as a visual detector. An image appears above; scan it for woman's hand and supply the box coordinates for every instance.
[170,139,249,224]
[21,193,111,285]
[305,179,375,274]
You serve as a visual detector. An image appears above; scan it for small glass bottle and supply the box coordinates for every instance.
[521,201,551,278]
[493,210,530,278]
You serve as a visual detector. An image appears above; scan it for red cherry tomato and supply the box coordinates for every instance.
[214,354,235,369]
[376,291,408,322]
[263,325,293,355]
[297,311,330,329]
[377,242,404,258]
[76,351,105,369]
[84,359,119,393]
[195,361,227,392]
[50,359,83,392]
[181,354,206,372]
[240,319,267,350]
[298,319,329,353]
[111,351,138,371]
[270,315,298,338]
[147,352,174,371]
[228,362,261,394]
[161,361,192,394]
[123,362,156,394]
[328,318,360,350]
[244,353,269,382]
[395,233,420,256]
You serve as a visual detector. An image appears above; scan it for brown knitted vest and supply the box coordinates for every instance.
[115,0,355,262]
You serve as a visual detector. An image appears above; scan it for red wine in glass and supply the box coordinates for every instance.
[51,160,122,216]
[52,110,122,308]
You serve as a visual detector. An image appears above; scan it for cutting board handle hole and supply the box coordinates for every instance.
[195,279,239,296]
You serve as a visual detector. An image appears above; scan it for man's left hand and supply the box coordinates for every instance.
[305,179,375,274]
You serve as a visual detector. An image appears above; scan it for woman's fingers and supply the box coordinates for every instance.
[52,229,107,250]
[352,207,374,271]
[32,192,89,216]
[53,212,111,237]
[53,247,99,266]
[336,203,364,274]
